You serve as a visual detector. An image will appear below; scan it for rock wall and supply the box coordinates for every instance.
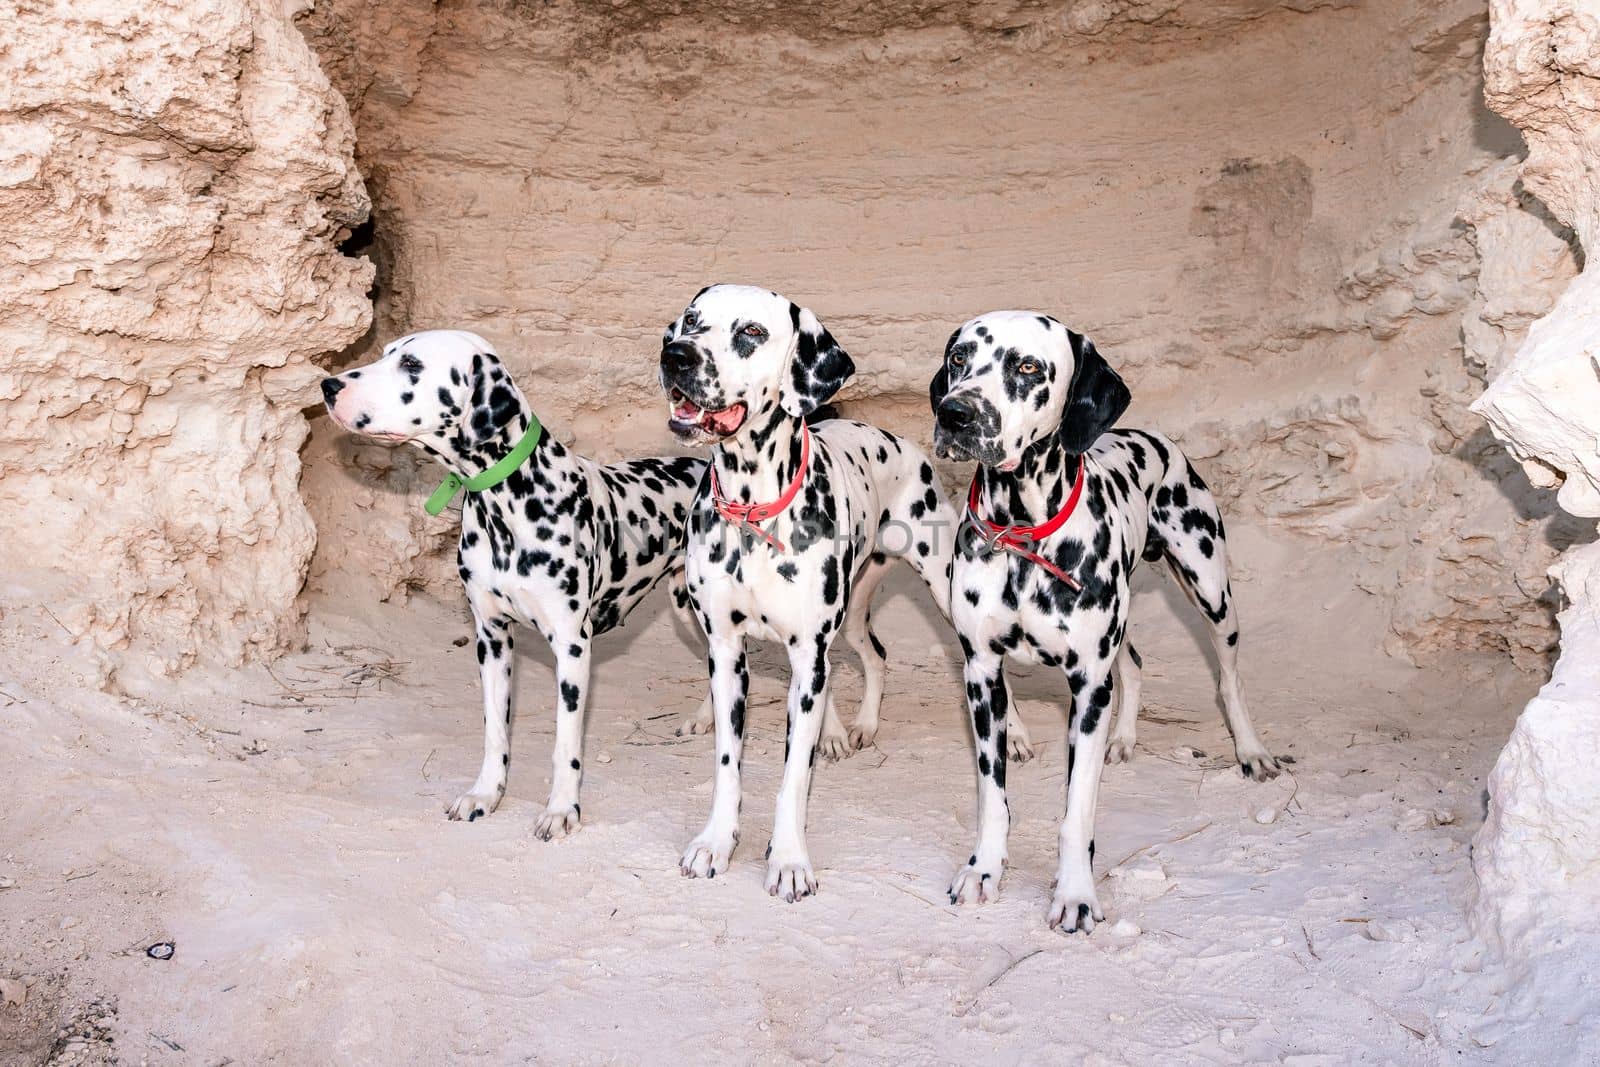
[1470,0,1600,1010]
[0,0,373,671]
[297,0,1582,670]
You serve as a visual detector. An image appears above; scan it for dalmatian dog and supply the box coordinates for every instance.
[321,329,710,838]
[659,283,1016,901]
[930,311,1279,933]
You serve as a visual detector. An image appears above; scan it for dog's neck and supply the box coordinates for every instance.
[976,435,1080,528]
[418,381,540,481]
[710,402,806,504]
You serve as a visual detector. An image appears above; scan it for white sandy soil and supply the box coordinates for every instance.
[0,525,1573,1064]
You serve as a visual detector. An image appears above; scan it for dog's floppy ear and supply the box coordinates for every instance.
[780,303,855,418]
[465,352,521,443]
[928,328,960,414]
[1058,332,1130,455]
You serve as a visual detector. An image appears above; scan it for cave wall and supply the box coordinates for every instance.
[298,0,1580,670]
[0,0,1580,676]
[1469,0,1600,1003]
[0,0,373,672]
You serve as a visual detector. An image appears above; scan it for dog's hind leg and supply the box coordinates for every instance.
[816,694,849,761]
[535,635,590,839]
[447,614,515,822]
[1150,460,1278,781]
[1105,642,1142,764]
[841,552,892,752]
[669,564,717,738]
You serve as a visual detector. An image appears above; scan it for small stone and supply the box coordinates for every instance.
[1364,920,1415,943]
[1109,919,1141,938]
[1254,806,1278,825]
[597,751,613,764]
[0,978,25,1007]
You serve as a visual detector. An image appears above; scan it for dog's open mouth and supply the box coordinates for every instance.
[668,388,747,438]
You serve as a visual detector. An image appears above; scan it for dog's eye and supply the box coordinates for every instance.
[741,324,765,338]
[950,353,966,367]
[398,354,423,374]
[1018,359,1039,374]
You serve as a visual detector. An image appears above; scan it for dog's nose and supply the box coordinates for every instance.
[321,377,345,406]
[660,340,699,377]
[938,397,977,433]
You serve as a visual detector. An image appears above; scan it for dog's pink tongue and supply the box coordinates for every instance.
[706,404,745,434]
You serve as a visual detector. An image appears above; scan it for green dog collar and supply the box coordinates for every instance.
[424,416,544,516]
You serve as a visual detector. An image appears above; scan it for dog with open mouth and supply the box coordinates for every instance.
[930,311,1280,932]
[322,329,711,837]
[658,284,1031,901]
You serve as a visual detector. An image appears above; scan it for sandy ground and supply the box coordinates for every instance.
[0,525,1574,1065]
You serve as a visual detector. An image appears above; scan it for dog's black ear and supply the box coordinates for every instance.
[928,329,959,414]
[1058,333,1130,455]
[781,303,855,418]
[465,352,521,443]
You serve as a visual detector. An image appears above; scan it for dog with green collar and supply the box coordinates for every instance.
[322,329,710,836]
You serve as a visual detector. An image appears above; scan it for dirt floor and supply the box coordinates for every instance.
[0,522,1563,1064]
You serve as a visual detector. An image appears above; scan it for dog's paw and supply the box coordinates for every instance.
[948,857,1004,905]
[446,788,501,823]
[1238,746,1282,781]
[675,703,713,739]
[1007,732,1036,764]
[533,804,581,841]
[1047,883,1105,935]
[681,832,737,879]
[816,728,850,762]
[765,853,817,903]
[847,717,879,752]
[1105,737,1135,764]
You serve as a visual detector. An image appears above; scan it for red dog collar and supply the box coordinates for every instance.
[965,457,1086,591]
[710,421,811,552]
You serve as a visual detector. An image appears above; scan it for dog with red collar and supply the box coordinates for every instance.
[931,311,1281,933]
[658,284,1008,902]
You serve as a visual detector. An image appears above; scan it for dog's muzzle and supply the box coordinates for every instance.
[934,395,1005,466]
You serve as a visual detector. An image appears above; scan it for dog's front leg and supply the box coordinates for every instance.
[447,617,515,822]
[534,638,590,840]
[1050,659,1115,933]
[680,637,748,879]
[949,646,1011,904]
[765,635,834,902]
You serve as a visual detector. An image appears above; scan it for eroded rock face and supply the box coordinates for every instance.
[0,0,373,671]
[298,0,1579,671]
[1470,0,1600,993]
